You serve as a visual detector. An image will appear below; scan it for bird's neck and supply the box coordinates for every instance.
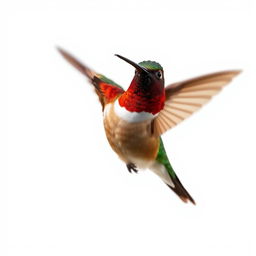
[118,80,165,115]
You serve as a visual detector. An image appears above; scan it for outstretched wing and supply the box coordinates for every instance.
[57,47,124,109]
[153,70,241,136]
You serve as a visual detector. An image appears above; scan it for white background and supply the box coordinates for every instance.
[4,0,256,255]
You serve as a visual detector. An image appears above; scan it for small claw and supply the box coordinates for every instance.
[126,163,138,173]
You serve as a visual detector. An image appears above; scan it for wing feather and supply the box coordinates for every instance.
[58,47,124,109]
[154,70,241,136]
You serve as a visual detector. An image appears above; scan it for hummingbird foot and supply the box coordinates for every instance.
[126,163,138,173]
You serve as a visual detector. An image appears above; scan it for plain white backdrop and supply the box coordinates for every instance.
[5,0,256,255]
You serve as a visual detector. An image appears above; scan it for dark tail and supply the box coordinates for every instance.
[166,175,196,205]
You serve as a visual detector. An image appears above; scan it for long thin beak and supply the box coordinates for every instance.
[115,54,149,74]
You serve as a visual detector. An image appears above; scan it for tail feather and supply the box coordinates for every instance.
[166,175,196,205]
[153,137,195,204]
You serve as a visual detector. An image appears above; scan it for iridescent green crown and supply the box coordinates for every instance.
[138,60,163,70]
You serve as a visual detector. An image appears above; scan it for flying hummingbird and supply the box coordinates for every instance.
[58,48,241,204]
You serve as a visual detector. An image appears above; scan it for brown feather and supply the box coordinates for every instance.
[57,47,124,110]
[57,47,96,80]
[165,70,241,99]
[154,70,241,136]
[166,175,196,205]
[104,103,159,165]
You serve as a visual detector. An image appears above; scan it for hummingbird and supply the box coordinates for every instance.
[58,48,241,204]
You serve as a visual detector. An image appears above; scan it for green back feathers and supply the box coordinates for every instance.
[139,60,163,71]
[97,74,123,89]
[156,138,176,178]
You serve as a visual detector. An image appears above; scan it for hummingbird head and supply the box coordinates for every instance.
[115,54,164,91]
[115,54,165,114]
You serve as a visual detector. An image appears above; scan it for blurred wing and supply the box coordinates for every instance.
[58,47,124,109]
[154,70,241,136]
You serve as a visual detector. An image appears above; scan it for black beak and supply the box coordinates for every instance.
[115,54,149,74]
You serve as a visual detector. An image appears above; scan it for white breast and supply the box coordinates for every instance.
[113,100,157,123]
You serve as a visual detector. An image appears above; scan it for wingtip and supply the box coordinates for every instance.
[115,54,122,59]
[56,46,67,57]
[216,69,242,77]
[56,45,62,52]
[228,70,242,80]
[232,69,242,75]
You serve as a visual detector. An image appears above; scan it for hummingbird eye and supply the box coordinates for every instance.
[156,70,163,80]
[135,70,141,77]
